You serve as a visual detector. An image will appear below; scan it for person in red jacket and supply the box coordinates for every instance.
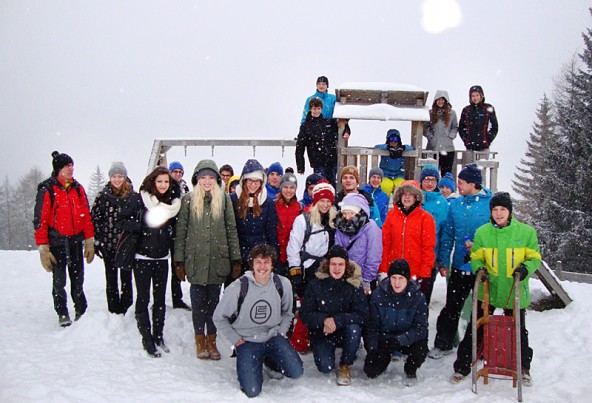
[275,173,302,278]
[378,180,436,299]
[33,151,95,327]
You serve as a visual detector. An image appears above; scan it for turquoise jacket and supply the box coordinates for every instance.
[301,91,336,124]
[422,190,449,257]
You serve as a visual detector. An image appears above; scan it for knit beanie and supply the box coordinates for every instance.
[306,173,324,188]
[388,259,411,280]
[312,181,335,205]
[386,129,401,144]
[108,161,127,178]
[267,162,283,176]
[340,193,370,217]
[420,164,440,183]
[317,76,329,87]
[240,159,266,182]
[168,161,184,173]
[469,85,485,103]
[439,172,456,192]
[280,173,298,189]
[51,151,73,175]
[458,164,482,185]
[339,165,359,184]
[490,191,513,214]
[368,167,384,181]
[327,244,348,262]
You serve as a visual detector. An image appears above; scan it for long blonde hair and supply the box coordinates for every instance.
[190,181,225,221]
[309,203,337,229]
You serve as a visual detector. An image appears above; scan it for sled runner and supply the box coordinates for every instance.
[471,270,523,402]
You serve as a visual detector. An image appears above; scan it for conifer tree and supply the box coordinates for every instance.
[87,165,106,206]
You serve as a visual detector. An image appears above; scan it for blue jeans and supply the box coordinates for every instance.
[236,335,303,398]
[312,324,361,373]
[314,166,337,189]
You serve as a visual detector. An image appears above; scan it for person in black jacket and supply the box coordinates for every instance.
[300,245,368,386]
[458,85,498,164]
[91,161,136,315]
[364,259,428,387]
[127,166,181,357]
[295,97,350,188]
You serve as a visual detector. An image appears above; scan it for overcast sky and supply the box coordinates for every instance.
[1,0,590,192]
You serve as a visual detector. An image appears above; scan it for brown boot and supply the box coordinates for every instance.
[206,334,221,360]
[336,365,351,386]
[195,335,210,360]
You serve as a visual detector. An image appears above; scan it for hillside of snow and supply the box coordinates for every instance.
[1,250,591,402]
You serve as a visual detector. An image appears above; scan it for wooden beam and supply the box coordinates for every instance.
[535,261,572,307]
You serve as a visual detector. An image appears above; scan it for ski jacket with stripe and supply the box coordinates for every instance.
[458,102,498,151]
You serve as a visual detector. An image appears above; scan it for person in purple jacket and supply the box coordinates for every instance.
[335,193,382,295]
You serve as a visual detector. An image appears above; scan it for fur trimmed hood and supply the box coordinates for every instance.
[315,260,363,288]
[393,180,424,205]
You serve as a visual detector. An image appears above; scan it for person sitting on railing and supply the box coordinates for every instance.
[374,129,414,198]
[450,191,540,387]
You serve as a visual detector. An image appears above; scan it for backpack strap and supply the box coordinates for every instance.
[299,212,327,264]
[272,273,284,300]
[229,274,284,324]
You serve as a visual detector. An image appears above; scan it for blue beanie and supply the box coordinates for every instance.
[169,161,184,173]
[420,164,440,183]
[458,164,482,185]
[267,161,283,176]
[439,172,456,192]
[241,159,266,180]
[386,129,401,144]
[305,173,324,188]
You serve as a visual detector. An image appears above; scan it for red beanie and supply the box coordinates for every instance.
[312,180,335,205]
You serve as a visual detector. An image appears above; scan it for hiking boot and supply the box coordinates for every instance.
[154,336,170,353]
[450,372,466,384]
[173,301,192,311]
[428,347,452,359]
[336,365,352,386]
[58,314,72,327]
[195,335,210,359]
[522,368,533,387]
[403,372,418,387]
[206,334,221,360]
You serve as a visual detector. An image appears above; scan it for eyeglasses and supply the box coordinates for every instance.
[172,169,183,174]
[220,173,232,178]
[422,177,438,183]
[245,178,262,184]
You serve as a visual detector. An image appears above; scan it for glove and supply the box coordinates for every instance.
[175,262,186,281]
[84,237,95,264]
[289,266,304,297]
[477,267,489,282]
[514,264,528,281]
[231,262,242,279]
[38,245,56,272]
[388,144,405,159]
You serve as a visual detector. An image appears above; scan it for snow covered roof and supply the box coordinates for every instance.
[335,82,428,92]
[333,103,430,121]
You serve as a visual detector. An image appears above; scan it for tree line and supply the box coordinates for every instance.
[512,11,592,273]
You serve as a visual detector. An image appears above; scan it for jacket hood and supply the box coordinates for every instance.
[226,175,241,193]
[240,159,267,182]
[339,192,370,217]
[393,180,424,205]
[315,261,363,288]
[191,159,221,186]
[469,85,485,104]
[463,187,493,203]
[432,90,451,107]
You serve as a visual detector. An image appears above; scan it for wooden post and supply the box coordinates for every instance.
[410,120,423,180]
[359,155,368,187]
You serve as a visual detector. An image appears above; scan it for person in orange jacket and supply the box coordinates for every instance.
[378,180,436,300]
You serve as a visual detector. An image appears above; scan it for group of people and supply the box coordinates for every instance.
[33,78,539,398]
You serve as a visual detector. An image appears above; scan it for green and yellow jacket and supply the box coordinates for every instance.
[470,218,541,309]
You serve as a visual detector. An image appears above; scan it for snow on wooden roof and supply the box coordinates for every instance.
[332,81,430,121]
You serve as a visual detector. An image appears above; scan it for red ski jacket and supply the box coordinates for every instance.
[276,198,302,263]
[34,177,95,246]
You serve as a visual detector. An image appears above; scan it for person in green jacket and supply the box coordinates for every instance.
[174,160,242,361]
[451,191,541,386]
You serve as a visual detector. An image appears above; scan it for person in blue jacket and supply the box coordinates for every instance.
[360,167,389,226]
[419,164,449,304]
[265,161,283,201]
[363,259,428,387]
[429,164,492,359]
[374,129,414,197]
[301,76,336,124]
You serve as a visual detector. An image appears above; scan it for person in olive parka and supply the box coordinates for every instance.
[174,159,241,360]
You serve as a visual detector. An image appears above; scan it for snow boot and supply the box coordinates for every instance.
[428,347,452,359]
[173,300,192,311]
[58,314,72,327]
[403,372,418,387]
[154,335,170,353]
[142,335,161,358]
[522,368,533,386]
[74,310,85,322]
[336,365,352,386]
[195,335,210,359]
[450,372,466,384]
[206,334,221,360]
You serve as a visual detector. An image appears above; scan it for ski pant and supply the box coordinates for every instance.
[50,238,87,317]
[364,338,429,378]
[134,259,168,340]
[453,304,533,376]
[433,268,475,351]
[190,284,221,336]
[103,250,133,314]
[380,177,405,197]
[311,324,362,373]
[170,246,184,306]
[236,335,303,398]
[438,150,455,177]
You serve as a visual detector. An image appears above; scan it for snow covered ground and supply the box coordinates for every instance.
[1,250,591,402]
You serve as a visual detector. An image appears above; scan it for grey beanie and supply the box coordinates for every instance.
[280,172,298,189]
[109,161,128,178]
[368,167,384,180]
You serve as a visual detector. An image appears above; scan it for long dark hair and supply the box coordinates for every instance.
[430,98,451,127]
[140,166,177,204]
